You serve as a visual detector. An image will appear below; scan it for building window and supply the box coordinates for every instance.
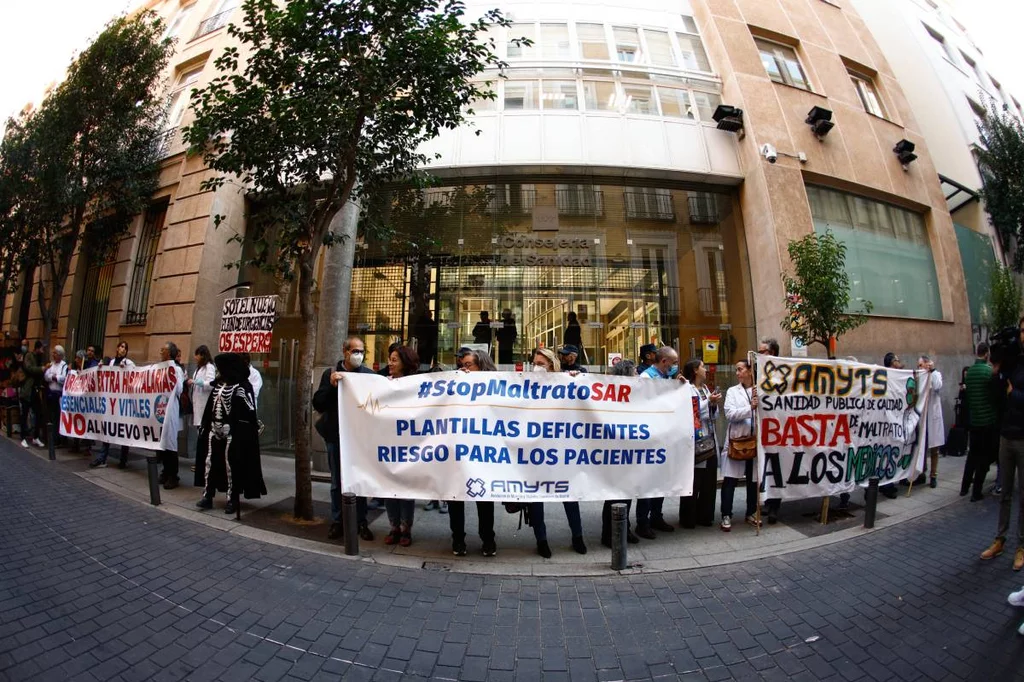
[676,34,711,72]
[486,184,535,214]
[556,184,603,216]
[624,187,674,220]
[577,23,610,60]
[923,24,956,63]
[162,3,194,41]
[691,90,722,121]
[540,24,571,59]
[165,66,203,130]
[754,37,810,90]
[613,27,642,63]
[125,205,167,325]
[583,80,617,111]
[849,70,886,117]
[193,0,235,40]
[656,87,689,118]
[644,30,676,67]
[967,97,987,131]
[688,192,720,224]
[807,185,942,319]
[959,51,986,85]
[504,81,538,110]
[541,80,578,110]
[507,24,536,59]
[622,84,656,115]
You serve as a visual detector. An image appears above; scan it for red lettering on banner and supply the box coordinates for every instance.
[219,331,273,353]
[761,414,851,448]
[60,412,87,437]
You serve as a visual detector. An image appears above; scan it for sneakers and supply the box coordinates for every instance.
[20,439,28,448]
[358,523,374,542]
[537,540,552,558]
[423,500,440,511]
[452,539,467,556]
[981,538,1005,560]
[32,438,44,448]
[1011,586,1024,607]
[1015,548,1024,572]
[224,500,237,515]
[88,459,107,469]
[439,502,448,515]
[929,475,937,489]
[384,528,401,545]
[720,515,732,532]
[571,536,587,555]
[398,531,412,547]
[482,540,497,557]
[650,518,675,533]
[745,514,762,528]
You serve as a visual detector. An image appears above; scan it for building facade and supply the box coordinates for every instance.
[3,0,988,450]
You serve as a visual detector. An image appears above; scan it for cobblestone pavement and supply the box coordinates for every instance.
[1,443,1022,682]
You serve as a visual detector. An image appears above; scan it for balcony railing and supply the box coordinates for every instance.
[556,189,604,217]
[154,128,177,157]
[623,190,675,221]
[687,195,720,224]
[193,9,232,40]
[486,188,537,215]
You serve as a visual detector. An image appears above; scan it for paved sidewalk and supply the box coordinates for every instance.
[17,436,980,576]
[1,435,1022,682]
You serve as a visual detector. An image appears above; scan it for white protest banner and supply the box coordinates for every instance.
[755,355,931,502]
[219,295,277,353]
[337,371,695,502]
[59,362,179,450]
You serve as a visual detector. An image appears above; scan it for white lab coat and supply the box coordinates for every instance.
[922,370,945,449]
[191,362,216,427]
[719,383,755,479]
[159,363,185,451]
[248,365,263,407]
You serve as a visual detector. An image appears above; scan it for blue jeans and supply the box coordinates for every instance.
[95,442,129,465]
[530,501,583,542]
[326,442,367,525]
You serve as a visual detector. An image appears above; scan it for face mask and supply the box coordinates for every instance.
[668,364,679,378]
[349,352,364,365]
[20,346,26,354]
[531,364,548,373]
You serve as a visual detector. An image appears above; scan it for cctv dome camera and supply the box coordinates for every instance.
[761,143,778,164]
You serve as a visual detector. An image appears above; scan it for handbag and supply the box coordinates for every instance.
[727,386,758,461]
[694,387,718,464]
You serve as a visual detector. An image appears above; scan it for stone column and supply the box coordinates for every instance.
[312,199,360,473]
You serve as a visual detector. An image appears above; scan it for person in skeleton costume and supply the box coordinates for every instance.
[194,353,266,516]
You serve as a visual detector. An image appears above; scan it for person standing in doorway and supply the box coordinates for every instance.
[158,342,186,489]
[563,311,582,350]
[495,309,517,365]
[472,311,493,347]
[312,336,376,542]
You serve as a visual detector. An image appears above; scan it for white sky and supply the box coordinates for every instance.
[0,0,1022,130]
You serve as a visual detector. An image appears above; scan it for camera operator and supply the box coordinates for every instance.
[979,319,1024,571]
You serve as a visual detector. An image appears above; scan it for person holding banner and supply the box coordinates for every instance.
[681,358,721,528]
[312,336,375,542]
[383,346,420,547]
[448,348,498,557]
[42,346,68,449]
[157,342,186,489]
[636,346,681,538]
[89,341,136,469]
[720,359,760,531]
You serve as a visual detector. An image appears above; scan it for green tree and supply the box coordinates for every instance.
[0,14,173,344]
[185,0,514,519]
[975,100,1024,272]
[780,230,872,358]
[987,262,1022,331]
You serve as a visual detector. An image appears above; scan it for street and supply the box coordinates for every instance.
[1,441,1022,682]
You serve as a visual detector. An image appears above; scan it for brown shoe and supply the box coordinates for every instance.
[980,539,1004,560]
[1014,547,1024,572]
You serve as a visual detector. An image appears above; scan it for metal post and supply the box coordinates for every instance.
[146,456,161,505]
[47,414,56,461]
[342,492,359,556]
[863,477,879,529]
[610,502,628,570]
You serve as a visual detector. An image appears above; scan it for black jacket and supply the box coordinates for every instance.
[312,360,375,444]
[1000,366,1024,440]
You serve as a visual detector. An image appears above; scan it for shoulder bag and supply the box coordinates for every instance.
[727,386,758,461]
[694,387,718,464]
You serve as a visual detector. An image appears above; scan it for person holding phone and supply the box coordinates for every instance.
[681,358,721,528]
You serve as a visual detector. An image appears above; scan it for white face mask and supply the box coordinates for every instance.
[532,364,548,373]
[349,352,365,366]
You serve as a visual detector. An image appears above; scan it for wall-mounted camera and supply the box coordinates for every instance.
[760,143,778,164]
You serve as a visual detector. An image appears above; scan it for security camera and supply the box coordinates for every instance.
[761,143,778,164]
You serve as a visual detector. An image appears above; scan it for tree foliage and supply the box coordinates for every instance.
[976,99,1024,272]
[0,13,172,343]
[987,262,1022,331]
[184,0,513,519]
[781,230,872,357]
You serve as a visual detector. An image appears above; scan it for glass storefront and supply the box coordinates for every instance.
[349,180,755,373]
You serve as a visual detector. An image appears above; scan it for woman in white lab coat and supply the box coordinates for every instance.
[719,359,759,531]
[917,355,944,489]
[158,342,186,489]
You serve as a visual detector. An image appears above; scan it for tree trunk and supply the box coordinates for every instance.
[293,254,318,520]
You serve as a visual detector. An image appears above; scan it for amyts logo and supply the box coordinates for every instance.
[153,395,169,424]
[466,478,486,498]
[759,360,792,395]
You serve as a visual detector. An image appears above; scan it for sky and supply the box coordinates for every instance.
[0,0,1022,130]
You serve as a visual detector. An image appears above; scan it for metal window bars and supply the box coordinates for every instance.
[556,188,604,217]
[124,206,166,325]
[623,188,675,221]
[687,194,719,224]
[193,9,232,41]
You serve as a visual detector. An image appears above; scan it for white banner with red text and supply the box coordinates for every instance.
[755,355,932,502]
[219,295,277,353]
[58,361,178,450]
[337,371,695,502]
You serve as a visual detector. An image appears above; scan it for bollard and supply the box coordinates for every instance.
[610,503,628,570]
[863,477,879,529]
[146,456,161,506]
[342,492,359,556]
[47,418,56,461]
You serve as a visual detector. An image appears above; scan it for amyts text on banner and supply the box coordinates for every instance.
[337,371,696,502]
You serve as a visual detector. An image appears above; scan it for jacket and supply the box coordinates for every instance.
[19,351,42,401]
[922,370,945,449]
[720,383,755,480]
[965,359,996,427]
[1000,366,1024,440]
[312,360,375,445]
[191,362,216,427]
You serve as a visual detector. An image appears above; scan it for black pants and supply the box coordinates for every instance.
[448,501,494,544]
[721,459,757,519]
[19,398,40,441]
[45,393,61,445]
[962,426,999,498]
[636,497,665,529]
[161,448,179,481]
[680,459,719,528]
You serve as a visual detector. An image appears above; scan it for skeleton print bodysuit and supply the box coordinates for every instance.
[203,383,255,499]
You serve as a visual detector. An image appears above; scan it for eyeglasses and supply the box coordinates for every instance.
[461,360,478,369]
